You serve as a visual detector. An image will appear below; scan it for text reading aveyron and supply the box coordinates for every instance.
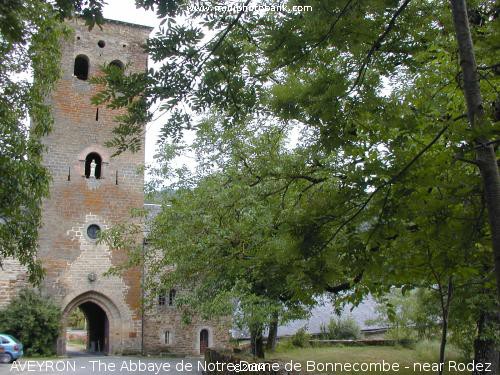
[9,359,492,373]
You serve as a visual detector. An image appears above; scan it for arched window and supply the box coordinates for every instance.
[109,60,124,71]
[168,289,176,306]
[164,331,171,345]
[74,55,89,80]
[85,152,102,179]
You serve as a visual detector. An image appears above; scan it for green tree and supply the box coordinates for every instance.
[105,127,317,358]
[368,289,440,342]
[0,289,61,356]
[95,0,499,365]
[67,308,86,329]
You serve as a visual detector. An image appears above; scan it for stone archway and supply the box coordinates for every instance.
[59,291,121,356]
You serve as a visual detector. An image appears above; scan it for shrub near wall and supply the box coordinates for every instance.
[203,349,297,375]
[320,317,361,340]
[0,289,61,356]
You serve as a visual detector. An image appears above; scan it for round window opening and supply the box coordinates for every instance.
[87,224,101,240]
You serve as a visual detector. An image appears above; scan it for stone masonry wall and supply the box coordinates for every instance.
[143,300,231,356]
[0,258,28,309]
[141,242,231,356]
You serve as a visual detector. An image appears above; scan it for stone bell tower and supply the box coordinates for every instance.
[37,18,152,355]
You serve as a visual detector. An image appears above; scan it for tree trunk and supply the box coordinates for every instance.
[473,339,499,375]
[266,312,279,351]
[438,278,453,375]
[450,2,500,372]
[250,326,265,359]
[473,312,499,375]
[438,316,449,375]
[449,0,500,305]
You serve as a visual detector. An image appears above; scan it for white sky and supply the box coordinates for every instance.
[102,0,169,175]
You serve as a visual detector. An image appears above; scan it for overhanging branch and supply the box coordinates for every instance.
[320,121,452,252]
[326,272,364,294]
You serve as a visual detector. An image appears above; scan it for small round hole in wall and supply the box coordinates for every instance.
[87,224,101,240]
[97,40,106,48]
[77,36,81,40]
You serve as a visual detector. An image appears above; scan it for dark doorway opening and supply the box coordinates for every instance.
[66,302,109,355]
[200,329,209,355]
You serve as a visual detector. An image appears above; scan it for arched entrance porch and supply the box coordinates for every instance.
[59,291,121,356]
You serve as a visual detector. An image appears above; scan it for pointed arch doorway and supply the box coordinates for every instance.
[60,292,120,356]
[66,302,109,354]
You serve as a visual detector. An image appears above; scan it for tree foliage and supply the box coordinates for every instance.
[1,1,66,283]
[67,308,86,329]
[97,0,499,360]
[0,289,61,356]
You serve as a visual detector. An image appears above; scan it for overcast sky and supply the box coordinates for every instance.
[102,0,167,174]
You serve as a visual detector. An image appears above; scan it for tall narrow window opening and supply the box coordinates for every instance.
[168,289,176,306]
[74,55,89,80]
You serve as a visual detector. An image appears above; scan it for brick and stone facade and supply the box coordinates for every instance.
[0,259,28,310]
[0,18,229,356]
[143,302,230,355]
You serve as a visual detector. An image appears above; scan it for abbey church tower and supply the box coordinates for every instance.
[37,18,152,355]
[0,17,230,357]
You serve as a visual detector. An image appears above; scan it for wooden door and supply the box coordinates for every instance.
[200,329,209,355]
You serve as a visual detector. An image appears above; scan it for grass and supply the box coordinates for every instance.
[66,337,86,351]
[268,342,468,374]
